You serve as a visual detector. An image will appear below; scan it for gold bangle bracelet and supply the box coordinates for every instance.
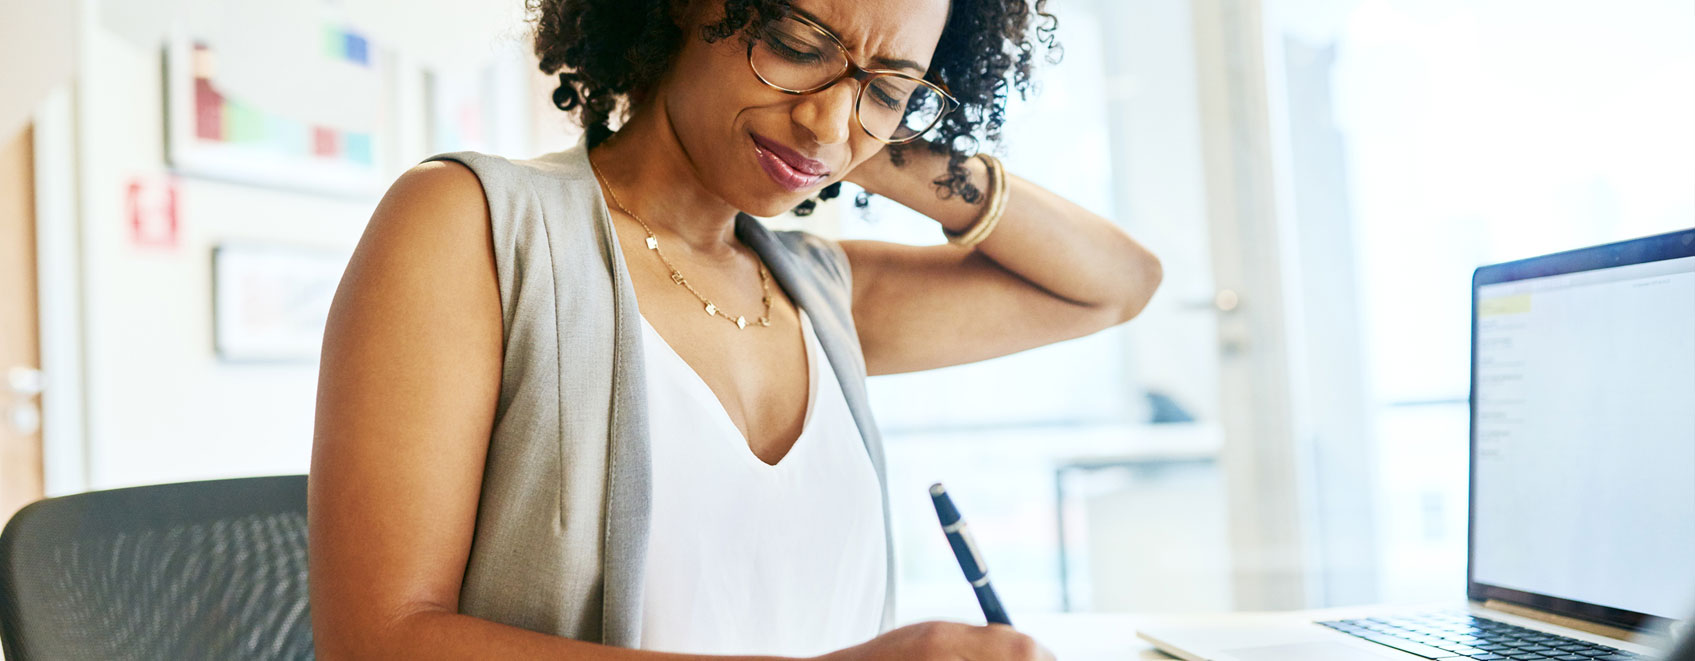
[947,153,1007,249]
[956,153,1001,245]
[961,153,1007,248]
[975,153,1008,245]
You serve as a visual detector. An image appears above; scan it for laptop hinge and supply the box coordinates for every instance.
[1482,599,1642,642]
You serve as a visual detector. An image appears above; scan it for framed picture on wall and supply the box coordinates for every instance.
[211,243,346,363]
[162,14,396,197]
[424,43,534,158]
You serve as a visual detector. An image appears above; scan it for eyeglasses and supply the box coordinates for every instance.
[746,11,959,145]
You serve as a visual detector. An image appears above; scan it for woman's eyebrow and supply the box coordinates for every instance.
[870,55,926,74]
[790,6,928,74]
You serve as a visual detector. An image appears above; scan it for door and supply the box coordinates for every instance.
[1,121,45,524]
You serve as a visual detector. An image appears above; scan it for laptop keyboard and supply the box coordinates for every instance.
[1317,612,1648,660]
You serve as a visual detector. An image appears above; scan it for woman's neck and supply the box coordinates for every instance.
[588,100,745,260]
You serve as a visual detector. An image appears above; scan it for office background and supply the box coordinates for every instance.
[1,0,1691,629]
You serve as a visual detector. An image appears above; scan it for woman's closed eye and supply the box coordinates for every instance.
[868,81,906,110]
[765,33,824,63]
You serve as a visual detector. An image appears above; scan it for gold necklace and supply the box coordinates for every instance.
[589,156,773,330]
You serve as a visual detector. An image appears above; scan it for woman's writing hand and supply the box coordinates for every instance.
[814,621,1055,661]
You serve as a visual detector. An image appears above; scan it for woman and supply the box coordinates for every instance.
[308,0,1163,658]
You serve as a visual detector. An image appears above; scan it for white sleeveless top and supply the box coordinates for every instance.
[635,307,887,656]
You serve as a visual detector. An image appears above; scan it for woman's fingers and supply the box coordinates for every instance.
[965,623,1055,661]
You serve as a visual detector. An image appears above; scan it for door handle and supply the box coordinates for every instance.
[1181,289,1241,314]
[1178,290,1249,357]
[6,366,44,436]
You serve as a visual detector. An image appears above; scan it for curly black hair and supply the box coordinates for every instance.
[526,0,1060,215]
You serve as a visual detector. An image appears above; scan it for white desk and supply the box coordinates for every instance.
[1017,604,1671,660]
[1013,606,1461,659]
[1015,613,1178,659]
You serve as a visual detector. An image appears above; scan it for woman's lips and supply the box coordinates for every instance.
[750,133,828,193]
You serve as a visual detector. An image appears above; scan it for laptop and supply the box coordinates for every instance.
[1138,228,1695,661]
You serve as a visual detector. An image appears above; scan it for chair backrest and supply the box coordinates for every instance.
[0,475,313,660]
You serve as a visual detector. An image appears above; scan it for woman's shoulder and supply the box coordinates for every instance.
[334,158,502,350]
[378,159,491,236]
[412,144,612,264]
[419,142,598,198]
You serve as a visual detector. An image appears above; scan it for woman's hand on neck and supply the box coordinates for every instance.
[589,95,747,261]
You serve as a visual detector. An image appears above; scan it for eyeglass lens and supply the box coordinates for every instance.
[750,15,947,142]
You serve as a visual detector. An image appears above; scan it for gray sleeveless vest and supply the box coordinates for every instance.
[419,134,896,648]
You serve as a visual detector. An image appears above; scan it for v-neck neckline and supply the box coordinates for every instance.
[637,309,820,469]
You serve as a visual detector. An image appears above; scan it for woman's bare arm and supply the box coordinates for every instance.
[306,161,796,660]
[841,146,1163,376]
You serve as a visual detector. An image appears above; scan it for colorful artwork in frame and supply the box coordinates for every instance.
[164,19,393,197]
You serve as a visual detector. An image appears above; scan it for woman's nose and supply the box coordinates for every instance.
[791,79,858,146]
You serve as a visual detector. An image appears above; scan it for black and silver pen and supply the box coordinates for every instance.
[930,482,1013,626]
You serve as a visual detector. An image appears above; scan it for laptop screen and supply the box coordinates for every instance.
[1469,229,1695,630]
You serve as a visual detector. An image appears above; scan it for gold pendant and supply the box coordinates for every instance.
[645,236,658,250]
[736,316,747,329]
[704,302,716,316]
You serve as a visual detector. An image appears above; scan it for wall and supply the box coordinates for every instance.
[69,4,554,490]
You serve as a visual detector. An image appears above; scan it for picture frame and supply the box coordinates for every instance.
[211,243,346,363]
[162,19,395,197]
[423,43,534,158]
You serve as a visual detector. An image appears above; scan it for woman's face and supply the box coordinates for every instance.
[659,0,951,218]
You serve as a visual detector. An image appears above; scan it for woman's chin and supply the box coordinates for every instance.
[738,190,826,219]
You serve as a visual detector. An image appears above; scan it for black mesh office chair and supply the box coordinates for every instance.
[0,475,313,660]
